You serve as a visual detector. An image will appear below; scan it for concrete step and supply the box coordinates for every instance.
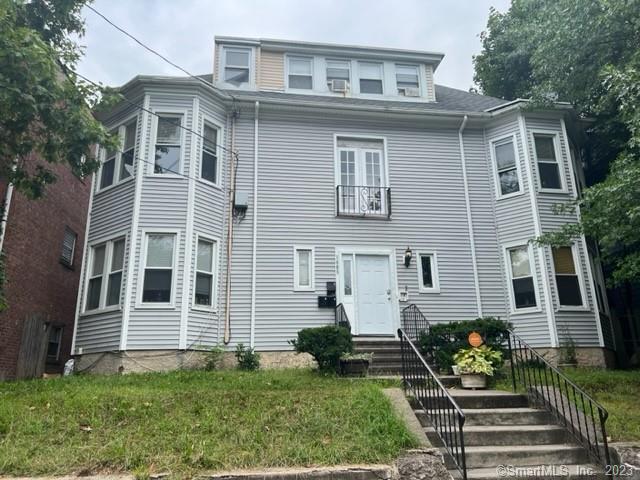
[461,444,590,469]
[455,464,605,480]
[447,389,529,409]
[425,425,568,447]
[360,351,403,361]
[415,407,554,427]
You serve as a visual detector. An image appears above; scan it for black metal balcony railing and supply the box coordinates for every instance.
[336,185,391,218]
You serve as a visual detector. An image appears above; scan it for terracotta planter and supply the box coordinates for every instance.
[460,373,487,389]
[339,359,370,377]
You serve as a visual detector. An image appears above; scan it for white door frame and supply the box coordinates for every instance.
[336,246,400,337]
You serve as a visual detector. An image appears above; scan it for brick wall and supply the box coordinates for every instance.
[0,160,90,380]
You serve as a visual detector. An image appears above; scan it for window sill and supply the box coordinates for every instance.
[538,188,570,195]
[144,173,186,180]
[135,303,177,310]
[509,307,542,316]
[556,306,591,313]
[59,259,75,271]
[418,288,441,294]
[80,305,122,317]
[95,176,134,195]
[196,178,222,190]
[293,288,315,293]
[496,190,525,201]
[192,305,218,313]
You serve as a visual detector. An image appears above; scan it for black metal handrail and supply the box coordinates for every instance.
[507,330,610,467]
[335,303,351,331]
[399,327,467,480]
[401,304,431,340]
[336,185,391,218]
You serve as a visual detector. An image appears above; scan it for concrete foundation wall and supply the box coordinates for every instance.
[534,347,615,368]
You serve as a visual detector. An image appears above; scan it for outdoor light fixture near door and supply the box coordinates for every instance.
[404,247,413,267]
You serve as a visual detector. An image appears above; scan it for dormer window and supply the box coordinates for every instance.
[396,65,420,96]
[359,62,383,94]
[287,56,313,89]
[326,60,350,89]
[224,48,251,86]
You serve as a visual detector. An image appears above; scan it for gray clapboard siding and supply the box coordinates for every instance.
[484,114,552,347]
[75,310,122,353]
[248,109,480,350]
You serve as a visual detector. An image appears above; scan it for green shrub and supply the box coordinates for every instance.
[235,343,260,371]
[289,326,353,372]
[418,317,511,372]
[203,346,225,371]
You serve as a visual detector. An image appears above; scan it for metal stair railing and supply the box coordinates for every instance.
[401,304,431,341]
[335,303,351,331]
[399,326,467,480]
[506,330,610,467]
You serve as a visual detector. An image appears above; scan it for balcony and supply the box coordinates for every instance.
[336,185,391,218]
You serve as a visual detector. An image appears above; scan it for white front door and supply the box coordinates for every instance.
[355,255,393,335]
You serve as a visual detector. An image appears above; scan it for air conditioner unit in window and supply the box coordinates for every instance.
[402,87,421,97]
[330,79,349,93]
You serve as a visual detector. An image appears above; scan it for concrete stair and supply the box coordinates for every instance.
[412,388,604,480]
[353,338,403,375]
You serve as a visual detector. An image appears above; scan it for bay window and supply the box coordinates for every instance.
[507,245,537,310]
[552,246,584,307]
[492,136,521,197]
[154,115,182,174]
[201,122,218,184]
[85,237,125,311]
[194,237,217,307]
[534,134,562,190]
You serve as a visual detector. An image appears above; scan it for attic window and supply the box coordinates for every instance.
[396,65,419,95]
[288,57,313,89]
[359,62,383,94]
[224,48,250,86]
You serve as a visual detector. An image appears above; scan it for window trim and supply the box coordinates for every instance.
[531,130,568,193]
[137,229,180,309]
[490,133,524,200]
[395,63,421,96]
[192,233,219,312]
[46,326,63,362]
[60,226,77,268]
[357,61,384,95]
[198,115,224,188]
[286,55,314,91]
[503,241,541,315]
[97,113,138,193]
[416,251,440,293]
[148,109,186,177]
[81,232,128,315]
[550,244,588,311]
[220,46,253,88]
[293,245,315,292]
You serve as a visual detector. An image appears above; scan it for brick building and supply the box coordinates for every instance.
[0,159,90,380]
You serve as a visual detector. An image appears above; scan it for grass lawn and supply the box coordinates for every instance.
[495,368,640,442]
[0,369,415,479]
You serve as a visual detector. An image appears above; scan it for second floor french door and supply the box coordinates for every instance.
[338,146,388,216]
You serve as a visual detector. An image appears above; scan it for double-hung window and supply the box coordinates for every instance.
[396,65,419,94]
[359,62,383,94]
[417,253,439,292]
[223,48,250,86]
[142,233,176,304]
[507,245,537,310]
[534,134,563,190]
[326,60,350,88]
[493,137,521,197]
[294,247,314,291]
[119,120,136,180]
[194,237,217,307]
[99,118,137,190]
[100,141,117,189]
[201,122,218,184]
[85,238,125,311]
[288,57,313,89]
[552,246,583,307]
[154,115,183,174]
[60,227,77,267]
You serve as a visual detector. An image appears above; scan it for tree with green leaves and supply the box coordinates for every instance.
[474,0,640,287]
[0,0,115,199]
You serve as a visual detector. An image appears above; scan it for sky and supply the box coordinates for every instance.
[77,0,512,92]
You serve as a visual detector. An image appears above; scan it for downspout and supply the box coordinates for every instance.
[249,101,259,348]
[0,181,14,254]
[458,115,483,317]
[223,106,239,344]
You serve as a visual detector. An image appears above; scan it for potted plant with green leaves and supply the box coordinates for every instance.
[339,352,373,377]
[453,345,502,389]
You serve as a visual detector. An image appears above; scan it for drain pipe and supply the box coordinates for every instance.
[249,101,259,348]
[223,107,239,344]
[0,182,14,254]
[458,115,483,317]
